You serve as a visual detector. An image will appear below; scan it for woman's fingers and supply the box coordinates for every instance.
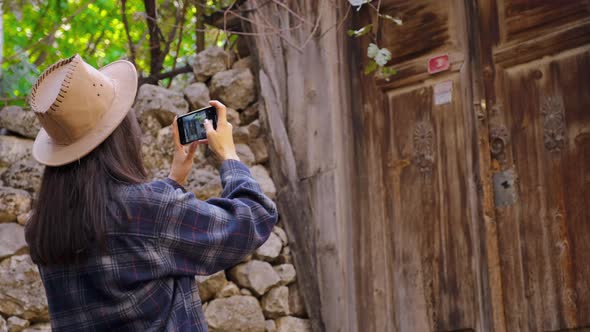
[209,100,227,124]
[168,117,199,186]
[202,106,238,161]
[204,119,215,135]
[171,116,183,151]
[186,142,198,160]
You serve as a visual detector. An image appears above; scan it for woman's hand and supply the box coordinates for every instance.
[168,100,238,185]
[205,100,240,162]
[168,116,202,186]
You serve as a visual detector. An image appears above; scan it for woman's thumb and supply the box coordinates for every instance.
[204,119,215,134]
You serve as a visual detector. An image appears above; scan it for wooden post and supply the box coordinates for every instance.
[243,1,358,330]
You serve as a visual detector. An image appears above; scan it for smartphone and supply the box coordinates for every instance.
[177,106,218,145]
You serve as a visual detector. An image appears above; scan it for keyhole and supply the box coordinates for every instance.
[501,181,511,189]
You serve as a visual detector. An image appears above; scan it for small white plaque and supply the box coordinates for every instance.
[434,81,453,105]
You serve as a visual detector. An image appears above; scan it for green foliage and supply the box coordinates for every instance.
[0,50,40,101]
[360,41,394,80]
[1,0,237,105]
[349,7,401,81]
[202,0,235,15]
[347,24,372,38]
[363,60,377,75]
[380,66,396,77]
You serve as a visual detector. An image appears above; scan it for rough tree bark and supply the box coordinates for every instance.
[243,2,357,331]
[144,0,163,75]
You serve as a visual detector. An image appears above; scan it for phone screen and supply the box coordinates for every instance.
[177,106,217,145]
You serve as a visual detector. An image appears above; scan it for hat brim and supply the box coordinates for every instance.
[32,60,138,166]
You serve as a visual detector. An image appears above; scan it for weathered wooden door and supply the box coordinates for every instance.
[351,1,488,330]
[478,0,590,331]
[350,0,590,331]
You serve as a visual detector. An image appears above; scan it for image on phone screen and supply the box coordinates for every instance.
[177,106,217,145]
[182,112,207,142]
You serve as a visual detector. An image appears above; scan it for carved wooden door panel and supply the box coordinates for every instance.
[352,0,590,331]
[479,0,590,331]
[351,1,488,331]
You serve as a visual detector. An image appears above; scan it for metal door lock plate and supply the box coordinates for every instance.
[493,169,518,207]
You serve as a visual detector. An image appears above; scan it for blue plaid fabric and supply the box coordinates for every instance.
[38,160,278,331]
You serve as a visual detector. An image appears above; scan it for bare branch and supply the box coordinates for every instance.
[85,30,106,56]
[319,2,352,39]
[162,0,184,63]
[167,0,189,88]
[222,0,238,51]
[142,1,306,39]
[270,0,310,26]
[198,0,268,16]
[301,3,323,49]
[250,0,303,52]
[135,30,149,50]
[139,64,192,85]
[33,34,56,66]
[121,0,137,67]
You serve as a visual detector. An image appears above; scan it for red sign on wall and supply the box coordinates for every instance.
[428,54,450,74]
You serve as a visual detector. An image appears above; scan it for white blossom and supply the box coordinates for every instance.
[367,43,379,59]
[348,0,369,10]
[374,48,392,66]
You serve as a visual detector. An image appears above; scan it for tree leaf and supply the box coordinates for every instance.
[347,24,372,38]
[364,60,378,75]
[381,67,397,76]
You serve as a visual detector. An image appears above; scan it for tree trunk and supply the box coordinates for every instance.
[195,0,205,53]
[121,0,137,67]
[144,0,163,75]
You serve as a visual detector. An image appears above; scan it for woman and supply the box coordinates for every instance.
[24,54,278,331]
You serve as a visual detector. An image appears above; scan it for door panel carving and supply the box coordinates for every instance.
[495,46,590,332]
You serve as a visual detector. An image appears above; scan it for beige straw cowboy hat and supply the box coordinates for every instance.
[28,54,138,166]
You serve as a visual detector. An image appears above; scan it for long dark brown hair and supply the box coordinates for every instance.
[25,112,148,266]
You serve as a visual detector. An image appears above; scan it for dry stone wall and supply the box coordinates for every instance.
[0,47,309,332]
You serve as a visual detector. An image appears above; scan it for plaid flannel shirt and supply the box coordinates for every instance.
[38,160,278,331]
